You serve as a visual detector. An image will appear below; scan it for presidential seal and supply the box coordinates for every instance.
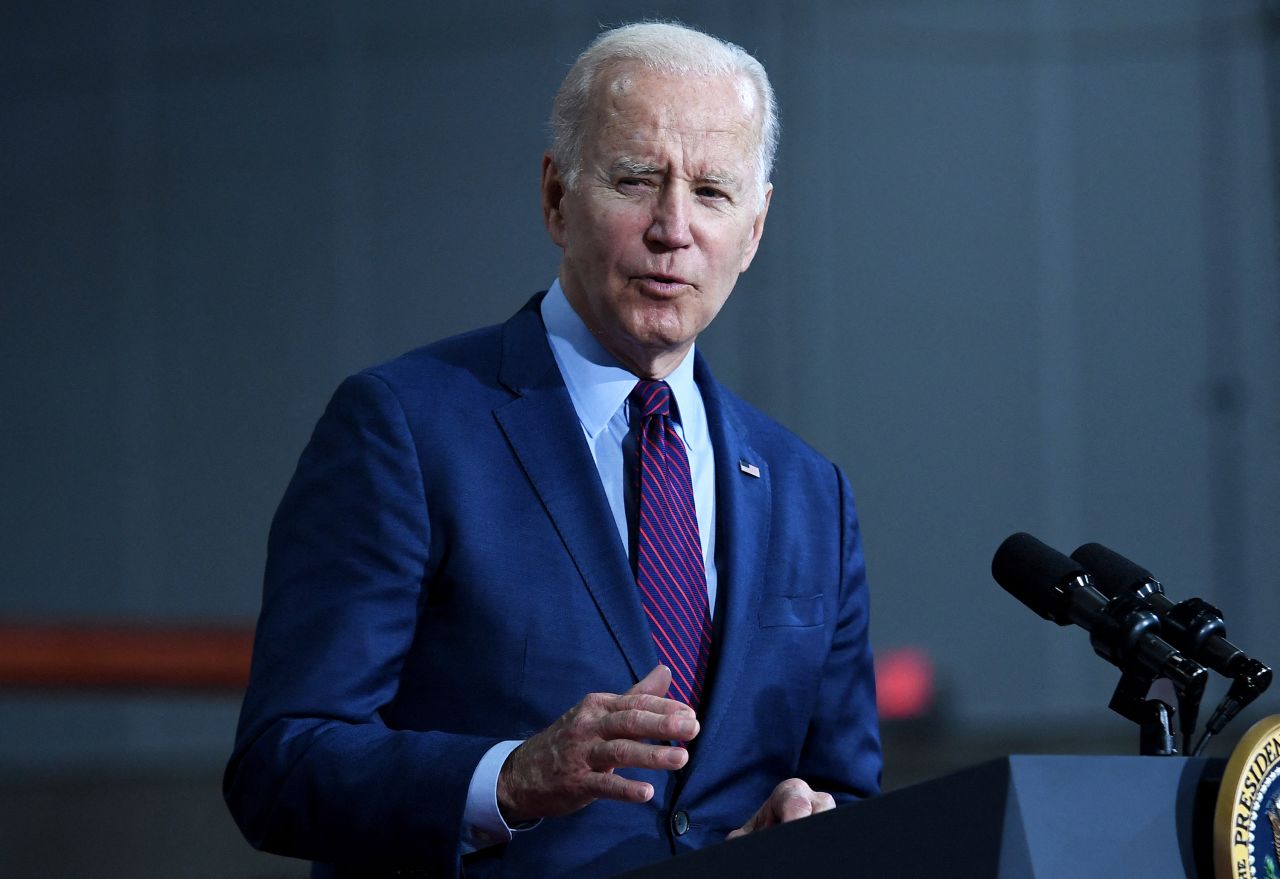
[1216,716,1280,879]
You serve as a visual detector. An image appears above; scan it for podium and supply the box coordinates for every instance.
[612,756,1224,879]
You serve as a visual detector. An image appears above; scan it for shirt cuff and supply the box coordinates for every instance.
[460,739,532,854]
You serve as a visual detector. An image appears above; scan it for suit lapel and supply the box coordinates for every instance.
[690,354,772,760]
[488,300,772,714]
[492,298,657,682]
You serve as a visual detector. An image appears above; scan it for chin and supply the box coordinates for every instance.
[624,313,694,348]
[633,298,697,328]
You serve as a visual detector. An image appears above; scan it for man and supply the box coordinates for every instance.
[226,21,880,878]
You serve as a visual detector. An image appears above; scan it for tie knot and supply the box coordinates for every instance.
[631,380,673,419]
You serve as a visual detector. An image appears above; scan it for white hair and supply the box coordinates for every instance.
[549,21,779,206]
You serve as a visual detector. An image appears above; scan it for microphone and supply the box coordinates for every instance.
[1070,542,1270,683]
[1070,542,1271,742]
[991,533,1206,695]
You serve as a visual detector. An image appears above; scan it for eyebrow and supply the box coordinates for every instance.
[699,173,737,188]
[611,158,741,189]
[612,158,663,176]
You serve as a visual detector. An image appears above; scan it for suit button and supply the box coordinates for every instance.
[671,809,690,836]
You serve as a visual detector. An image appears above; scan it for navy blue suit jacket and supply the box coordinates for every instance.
[225,295,881,878]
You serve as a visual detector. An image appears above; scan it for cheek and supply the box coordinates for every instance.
[569,216,631,268]
[728,224,761,271]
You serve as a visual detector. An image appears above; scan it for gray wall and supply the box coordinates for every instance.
[3,0,1278,807]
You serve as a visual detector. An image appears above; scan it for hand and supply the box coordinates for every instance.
[726,778,836,840]
[496,665,700,823]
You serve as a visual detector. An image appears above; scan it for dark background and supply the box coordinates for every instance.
[3,1,1278,875]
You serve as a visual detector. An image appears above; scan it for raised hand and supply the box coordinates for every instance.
[497,665,700,823]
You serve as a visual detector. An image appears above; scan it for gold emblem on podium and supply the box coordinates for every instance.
[1215,716,1280,879]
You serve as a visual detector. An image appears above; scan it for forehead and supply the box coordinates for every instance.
[585,64,760,169]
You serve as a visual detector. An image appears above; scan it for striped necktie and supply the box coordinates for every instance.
[630,380,712,711]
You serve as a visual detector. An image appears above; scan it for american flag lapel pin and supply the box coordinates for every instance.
[738,459,761,478]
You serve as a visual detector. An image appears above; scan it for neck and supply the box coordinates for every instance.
[615,345,689,381]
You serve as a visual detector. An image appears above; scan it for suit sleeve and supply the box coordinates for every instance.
[795,464,883,801]
[223,373,498,873]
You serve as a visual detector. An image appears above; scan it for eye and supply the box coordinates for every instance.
[618,177,653,190]
[695,186,729,201]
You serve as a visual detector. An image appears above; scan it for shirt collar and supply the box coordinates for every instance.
[541,279,700,437]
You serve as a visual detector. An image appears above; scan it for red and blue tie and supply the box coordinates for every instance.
[630,380,712,712]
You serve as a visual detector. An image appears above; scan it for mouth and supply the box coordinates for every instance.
[634,273,692,295]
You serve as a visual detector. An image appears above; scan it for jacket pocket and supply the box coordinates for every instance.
[758,593,824,628]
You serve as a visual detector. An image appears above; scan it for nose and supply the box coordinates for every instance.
[645,187,693,250]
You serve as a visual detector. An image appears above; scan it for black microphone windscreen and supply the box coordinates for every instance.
[992,532,1085,623]
[1071,543,1155,597]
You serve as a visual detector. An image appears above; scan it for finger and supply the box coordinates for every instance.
[772,778,819,824]
[581,770,655,804]
[612,691,696,717]
[773,778,811,799]
[728,780,830,841]
[775,792,815,823]
[627,665,673,698]
[597,708,699,743]
[588,738,688,772]
[611,696,701,726]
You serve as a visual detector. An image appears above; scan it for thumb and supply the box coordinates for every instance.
[628,664,673,698]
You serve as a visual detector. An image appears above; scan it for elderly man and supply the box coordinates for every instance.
[226,21,881,879]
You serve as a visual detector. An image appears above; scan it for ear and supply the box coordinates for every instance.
[541,153,569,248]
[738,184,773,273]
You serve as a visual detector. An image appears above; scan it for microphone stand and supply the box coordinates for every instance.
[1091,592,1207,756]
[1107,672,1178,756]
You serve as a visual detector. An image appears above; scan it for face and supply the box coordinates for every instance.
[542,64,772,378]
